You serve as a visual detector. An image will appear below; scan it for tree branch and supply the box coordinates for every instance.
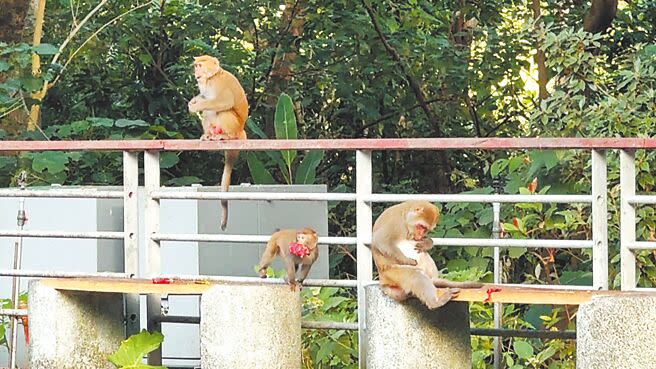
[361,0,441,135]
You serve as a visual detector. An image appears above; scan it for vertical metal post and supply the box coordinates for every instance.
[591,149,608,290]
[356,150,373,369]
[145,150,162,365]
[620,149,636,290]
[9,171,27,369]
[123,151,140,337]
[492,201,501,369]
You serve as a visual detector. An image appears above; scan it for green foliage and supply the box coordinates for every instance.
[301,287,357,369]
[247,93,325,185]
[107,330,167,369]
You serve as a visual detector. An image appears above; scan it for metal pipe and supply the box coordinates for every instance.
[626,195,656,205]
[152,233,588,249]
[470,328,576,340]
[627,241,656,250]
[355,150,373,369]
[150,190,357,202]
[492,201,502,369]
[145,150,162,365]
[4,137,656,152]
[0,309,27,317]
[155,274,358,288]
[364,193,591,204]
[0,230,124,239]
[302,321,358,330]
[9,172,26,369]
[433,238,593,248]
[153,315,359,331]
[152,233,356,245]
[0,188,122,198]
[591,149,608,290]
[123,151,140,336]
[0,270,132,278]
[620,150,637,290]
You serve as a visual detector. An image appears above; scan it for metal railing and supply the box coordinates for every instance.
[1,137,655,368]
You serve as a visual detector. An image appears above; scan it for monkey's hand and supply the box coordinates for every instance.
[188,97,204,113]
[414,238,434,253]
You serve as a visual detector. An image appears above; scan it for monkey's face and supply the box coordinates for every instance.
[193,56,220,80]
[296,231,318,249]
[407,205,439,241]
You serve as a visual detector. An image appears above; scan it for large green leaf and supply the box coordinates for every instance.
[31,152,69,174]
[246,152,275,184]
[273,93,297,177]
[159,152,179,169]
[295,150,324,184]
[116,119,149,128]
[107,330,166,369]
[513,340,534,359]
[33,43,59,55]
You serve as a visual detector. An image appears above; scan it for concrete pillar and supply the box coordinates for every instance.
[28,280,124,369]
[577,295,656,369]
[364,285,471,369]
[201,283,301,369]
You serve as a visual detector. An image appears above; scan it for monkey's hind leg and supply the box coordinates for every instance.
[257,242,278,278]
[382,266,459,309]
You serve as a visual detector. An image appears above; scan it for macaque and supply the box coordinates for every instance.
[371,201,482,309]
[189,55,249,230]
[258,228,319,290]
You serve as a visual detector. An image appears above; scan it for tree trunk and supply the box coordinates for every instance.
[0,0,42,135]
[584,0,618,34]
[264,0,305,138]
[531,0,548,100]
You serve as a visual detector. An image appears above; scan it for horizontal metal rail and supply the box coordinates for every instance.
[0,270,133,278]
[154,315,359,331]
[303,321,358,330]
[152,233,357,245]
[151,190,356,202]
[366,194,591,204]
[626,195,656,205]
[470,328,576,340]
[0,309,27,317]
[156,274,358,288]
[0,230,124,239]
[151,315,575,338]
[627,241,656,250]
[0,188,123,199]
[3,137,656,151]
[434,238,593,248]
[152,234,589,249]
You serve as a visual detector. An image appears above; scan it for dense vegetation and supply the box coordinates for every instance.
[1,0,655,368]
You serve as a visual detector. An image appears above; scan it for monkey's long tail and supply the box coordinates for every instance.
[220,150,239,231]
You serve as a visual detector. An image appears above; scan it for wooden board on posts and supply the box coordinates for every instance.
[40,278,651,305]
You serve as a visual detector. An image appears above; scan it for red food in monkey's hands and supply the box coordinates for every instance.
[289,242,310,258]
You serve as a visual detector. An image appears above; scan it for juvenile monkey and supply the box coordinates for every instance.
[371,201,482,309]
[189,55,249,231]
[258,228,319,290]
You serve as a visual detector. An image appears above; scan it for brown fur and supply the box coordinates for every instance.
[257,228,319,290]
[189,55,249,230]
[372,201,482,309]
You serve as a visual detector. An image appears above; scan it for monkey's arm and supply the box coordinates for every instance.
[414,237,434,253]
[372,241,418,266]
[297,263,312,283]
[188,89,235,113]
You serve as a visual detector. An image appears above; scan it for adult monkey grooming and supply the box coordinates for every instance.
[189,55,248,230]
[371,201,482,309]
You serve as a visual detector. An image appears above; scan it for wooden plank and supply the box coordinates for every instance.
[40,278,653,305]
[4,138,656,152]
